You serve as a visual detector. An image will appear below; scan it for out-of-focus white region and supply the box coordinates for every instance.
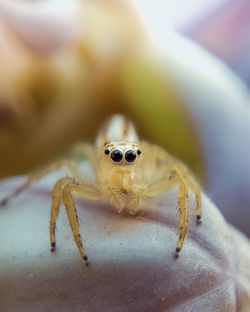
[135,0,250,88]
[135,0,228,31]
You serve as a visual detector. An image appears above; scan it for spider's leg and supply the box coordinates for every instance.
[50,177,73,252]
[185,176,202,222]
[62,180,103,265]
[144,175,189,255]
[0,159,80,207]
[175,178,188,255]
[174,163,202,222]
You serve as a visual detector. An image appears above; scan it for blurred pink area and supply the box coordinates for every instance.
[136,0,250,87]
[182,0,250,87]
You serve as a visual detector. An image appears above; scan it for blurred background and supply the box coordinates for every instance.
[0,0,249,236]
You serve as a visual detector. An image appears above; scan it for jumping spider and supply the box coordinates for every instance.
[0,115,202,265]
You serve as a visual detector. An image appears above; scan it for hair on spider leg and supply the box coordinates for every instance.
[175,202,180,217]
[52,222,57,236]
[169,170,177,180]
[74,205,86,225]
[69,176,80,185]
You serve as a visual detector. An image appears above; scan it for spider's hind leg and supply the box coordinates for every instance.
[0,159,80,207]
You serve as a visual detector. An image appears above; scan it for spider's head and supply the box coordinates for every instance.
[102,141,142,166]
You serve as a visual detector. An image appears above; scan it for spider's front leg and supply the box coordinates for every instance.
[50,177,104,265]
[173,163,202,222]
[144,166,201,256]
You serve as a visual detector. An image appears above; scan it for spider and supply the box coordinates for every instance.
[0,115,201,265]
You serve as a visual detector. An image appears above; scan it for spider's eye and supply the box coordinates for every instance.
[111,150,123,162]
[104,149,110,155]
[137,150,141,155]
[125,150,136,162]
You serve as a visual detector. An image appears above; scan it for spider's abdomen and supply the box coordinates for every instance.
[95,114,138,148]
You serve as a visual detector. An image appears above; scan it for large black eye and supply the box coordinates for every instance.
[125,150,136,162]
[111,150,123,162]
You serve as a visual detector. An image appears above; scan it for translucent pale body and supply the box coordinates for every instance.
[0,115,202,264]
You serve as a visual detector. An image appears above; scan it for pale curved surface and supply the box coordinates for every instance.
[158,31,250,236]
[0,0,77,54]
[0,163,250,311]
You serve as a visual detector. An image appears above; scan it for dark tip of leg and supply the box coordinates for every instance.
[0,198,8,207]
[175,248,180,259]
[51,242,56,252]
[83,255,89,266]
[196,215,202,224]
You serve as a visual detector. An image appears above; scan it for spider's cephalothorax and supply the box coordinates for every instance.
[94,115,145,194]
[96,114,142,166]
[0,114,202,265]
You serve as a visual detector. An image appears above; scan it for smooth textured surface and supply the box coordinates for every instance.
[0,164,250,311]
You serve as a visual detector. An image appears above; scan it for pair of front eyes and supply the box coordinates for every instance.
[104,148,141,163]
